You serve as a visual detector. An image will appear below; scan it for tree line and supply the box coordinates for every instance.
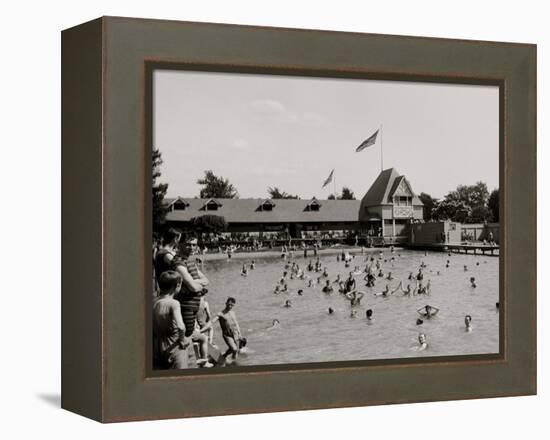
[419,182,499,224]
[153,149,499,233]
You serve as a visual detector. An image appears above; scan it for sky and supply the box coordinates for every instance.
[154,70,499,201]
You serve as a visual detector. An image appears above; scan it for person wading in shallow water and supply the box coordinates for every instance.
[345,272,356,293]
[212,297,244,363]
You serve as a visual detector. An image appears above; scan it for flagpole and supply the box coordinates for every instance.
[380,124,384,172]
[333,170,336,199]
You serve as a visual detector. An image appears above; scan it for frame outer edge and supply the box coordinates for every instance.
[61,17,104,422]
[98,17,537,422]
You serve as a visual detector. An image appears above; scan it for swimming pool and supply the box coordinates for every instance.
[201,248,499,366]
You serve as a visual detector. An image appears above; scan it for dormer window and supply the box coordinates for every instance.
[306,199,322,212]
[173,200,188,210]
[206,201,218,211]
[259,200,275,211]
[169,197,190,211]
[202,199,222,211]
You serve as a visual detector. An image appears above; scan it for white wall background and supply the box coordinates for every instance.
[0,0,546,437]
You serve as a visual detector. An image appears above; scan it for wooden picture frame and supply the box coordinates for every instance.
[61,16,536,422]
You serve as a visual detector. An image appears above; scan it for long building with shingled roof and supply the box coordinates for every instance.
[165,168,423,239]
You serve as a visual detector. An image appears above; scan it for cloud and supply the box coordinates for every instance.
[250,99,286,114]
[249,99,326,126]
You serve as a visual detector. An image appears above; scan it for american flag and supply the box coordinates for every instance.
[322,169,334,188]
[355,129,379,152]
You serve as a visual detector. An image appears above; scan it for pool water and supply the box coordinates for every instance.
[201,249,499,366]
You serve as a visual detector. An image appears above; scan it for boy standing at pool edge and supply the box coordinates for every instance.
[214,297,243,361]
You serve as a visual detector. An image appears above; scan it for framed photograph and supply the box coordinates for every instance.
[62,16,536,422]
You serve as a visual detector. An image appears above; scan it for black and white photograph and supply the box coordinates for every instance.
[151,69,500,370]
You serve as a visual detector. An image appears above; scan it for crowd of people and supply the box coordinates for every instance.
[152,228,245,369]
[264,245,484,352]
[153,229,491,370]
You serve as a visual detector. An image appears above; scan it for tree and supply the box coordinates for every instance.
[446,182,490,208]
[488,188,499,222]
[470,205,493,223]
[339,187,356,200]
[189,214,228,238]
[152,148,169,233]
[432,200,471,223]
[267,187,299,199]
[197,170,238,199]
[418,192,438,221]
[327,194,336,200]
[433,182,492,223]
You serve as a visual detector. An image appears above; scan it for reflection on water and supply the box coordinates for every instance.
[201,249,499,366]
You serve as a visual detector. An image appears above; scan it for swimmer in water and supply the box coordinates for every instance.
[392,280,412,296]
[416,280,431,295]
[322,280,334,293]
[365,309,373,322]
[418,333,428,350]
[416,318,424,325]
[416,268,424,281]
[374,284,391,297]
[417,305,439,318]
[284,300,292,308]
[470,277,477,288]
[408,272,414,281]
[445,260,450,268]
[350,310,358,318]
[333,274,342,284]
[250,261,255,270]
[241,264,248,276]
[364,272,376,288]
[464,265,468,272]
[328,307,334,315]
[282,284,288,293]
[253,319,281,337]
[345,290,365,306]
[297,289,304,296]
[307,279,313,288]
[464,314,473,331]
[338,281,346,294]
[386,271,394,280]
[273,285,281,294]
[345,272,356,293]
[322,267,329,277]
